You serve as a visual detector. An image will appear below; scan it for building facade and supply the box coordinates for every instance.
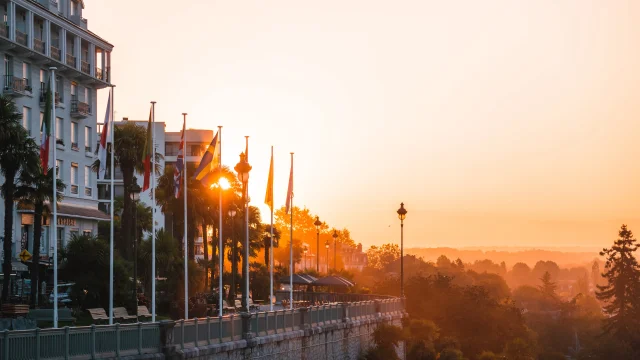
[0,0,113,268]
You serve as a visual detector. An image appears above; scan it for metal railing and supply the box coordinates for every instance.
[84,187,92,197]
[3,76,28,93]
[80,61,89,74]
[95,67,102,80]
[0,24,7,38]
[0,297,404,359]
[66,53,76,67]
[50,46,61,61]
[33,38,45,54]
[71,96,90,116]
[15,30,27,46]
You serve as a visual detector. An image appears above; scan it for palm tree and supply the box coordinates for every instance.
[94,122,162,259]
[16,167,65,307]
[0,96,39,301]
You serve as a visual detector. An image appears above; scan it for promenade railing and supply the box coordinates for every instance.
[0,296,403,359]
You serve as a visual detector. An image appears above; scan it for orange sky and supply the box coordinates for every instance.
[86,1,640,249]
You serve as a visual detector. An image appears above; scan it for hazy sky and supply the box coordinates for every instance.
[85,1,640,249]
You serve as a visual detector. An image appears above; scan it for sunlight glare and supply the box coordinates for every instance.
[218,177,231,190]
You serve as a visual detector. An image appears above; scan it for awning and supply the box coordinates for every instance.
[17,203,109,221]
[312,276,355,287]
[279,274,317,285]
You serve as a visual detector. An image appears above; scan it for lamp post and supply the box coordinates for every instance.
[234,152,251,312]
[332,229,338,271]
[129,178,141,319]
[325,242,330,274]
[303,246,308,270]
[397,203,407,298]
[227,204,237,305]
[314,216,322,272]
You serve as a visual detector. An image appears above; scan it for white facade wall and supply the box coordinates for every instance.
[0,0,113,266]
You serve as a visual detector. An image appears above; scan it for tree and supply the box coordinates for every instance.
[362,323,404,360]
[436,255,452,268]
[366,243,400,271]
[596,224,640,343]
[261,224,281,266]
[539,271,557,298]
[95,122,162,259]
[16,167,65,307]
[0,96,39,301]
[60,234,130,310]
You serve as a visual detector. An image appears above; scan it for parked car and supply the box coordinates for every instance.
[49,283,75,305]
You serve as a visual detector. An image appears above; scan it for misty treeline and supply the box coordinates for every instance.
[357,224,640,359]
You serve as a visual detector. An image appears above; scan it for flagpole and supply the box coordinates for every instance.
[183,113,188,320]
[109,85,115,325]
[218,126,223,317]
[50,67,58,328]
[269,146,274,311]
[244,136,250,313]
[151,101,156,322]
[289,152,294,310]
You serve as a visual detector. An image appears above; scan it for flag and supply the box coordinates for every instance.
[98,92,112,179]
[285,155,293,214]
[174,118,185,198]
[265,150,274,210]
[193,132,219,184]
[142,108,152,191]
[40,76,52,175]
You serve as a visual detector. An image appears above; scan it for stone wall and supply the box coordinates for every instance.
[169,312,404,360]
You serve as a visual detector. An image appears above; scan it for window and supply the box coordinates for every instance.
[56,159,62,180]
[84,165,92,196]
[71,162,78,194]
[84,87,89,104]
[4,55,12,77]
[39,112,44,138]
[55,76,62,102]
[70,1,76,16]
[69,229,78,239]
[39,69,45,83]
[22,62,30,85]
[84,126,91,152]
[70,82,76,97]
[71,121,78,150]
[22,106,29,131]
[57,227,64,250]
[55,117,63,143]
[83,230,92,237]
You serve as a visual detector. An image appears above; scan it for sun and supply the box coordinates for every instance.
[218,177,231,190]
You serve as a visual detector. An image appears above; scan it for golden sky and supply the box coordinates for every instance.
[86,1,640,248]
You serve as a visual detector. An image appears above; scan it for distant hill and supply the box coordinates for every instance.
[406,247,603,268]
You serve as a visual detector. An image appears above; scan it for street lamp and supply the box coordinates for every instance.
[397,202,407,298]
[325,241,330,274]
[227,204,237,305]
[234,152,251,312]
[303,246,308,270]
[314,216,322,272]
[129,178,141,319]
[332,229,338,271]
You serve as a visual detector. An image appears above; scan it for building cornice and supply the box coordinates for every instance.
[16,0,114,50]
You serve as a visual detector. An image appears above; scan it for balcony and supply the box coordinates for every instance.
[85,145,92,152]
[95,67,102,80]
[85,187,92,197]
[0,24,7,38]
[81,61,89,74]
[3,76,30,97]
[51,46,61,61]
[34,38,45,54]
[71,96,90,118]
[71,142,79,151]
[70,185,78,195]
[66,53,76,67]
[15,30,27,47]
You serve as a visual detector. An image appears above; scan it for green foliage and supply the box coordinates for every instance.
[478,351,499,360]
[596,224,640,344]
[438,348,464,360]
[361,323,403,360]
[60,233,131,310]
[504,338,535,360]
[538,271,557,298]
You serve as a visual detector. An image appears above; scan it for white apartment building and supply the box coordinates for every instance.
[96,120,214,257]
[0,0,113,267]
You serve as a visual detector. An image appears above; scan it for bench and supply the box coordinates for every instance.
[87,308,109,324]
[2,304,30,318]
[137,306,152,321]
[27,308,75,325]
[113,307,137,323]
